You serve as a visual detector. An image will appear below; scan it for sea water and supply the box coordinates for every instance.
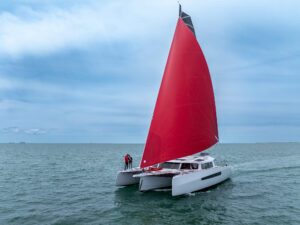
[0,143,299,225]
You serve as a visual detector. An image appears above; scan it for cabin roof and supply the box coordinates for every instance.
[167,154,214,164]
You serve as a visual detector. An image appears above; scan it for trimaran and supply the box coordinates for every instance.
[116,5,232,196]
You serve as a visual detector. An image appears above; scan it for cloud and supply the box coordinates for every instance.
[1,126,46,135]
[0,5,106,57]
[0,75,155,108]
[1,0,300,59]
[0,74,154,141]
[0,1,176,58]
[24,128,46,135]
[2,126,20,133]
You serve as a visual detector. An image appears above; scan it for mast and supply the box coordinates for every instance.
[140,5,218,168]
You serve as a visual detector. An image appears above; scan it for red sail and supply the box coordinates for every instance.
[140,17,218,168]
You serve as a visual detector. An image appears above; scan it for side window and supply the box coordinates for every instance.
[191,163,198,169]
[181,163,191,169]
[201,162,213,169]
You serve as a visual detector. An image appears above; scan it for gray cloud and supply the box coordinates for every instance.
[24,128,46,135]
[0,1,176,58]
[1,126,47,135]
[2,126,20,133]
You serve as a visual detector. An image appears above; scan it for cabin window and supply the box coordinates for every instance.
[180,163,198,170]
[180,163,191,169]
[159,162,180,169]
[191,163,198,169]
[201,162,213,169]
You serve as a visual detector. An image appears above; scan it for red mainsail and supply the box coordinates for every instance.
[140,10,218,168]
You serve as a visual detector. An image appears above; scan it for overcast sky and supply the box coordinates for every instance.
[0,0,300,143]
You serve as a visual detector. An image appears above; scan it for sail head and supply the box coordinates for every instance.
[179,5,196,36]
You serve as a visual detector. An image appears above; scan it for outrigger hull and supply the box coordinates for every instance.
[115,168,143,186]
[172,166,232,196]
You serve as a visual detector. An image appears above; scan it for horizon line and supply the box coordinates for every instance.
[1,141,299,144]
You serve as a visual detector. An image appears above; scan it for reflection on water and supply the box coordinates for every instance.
[114,178,234,203]
[114,179,234,224]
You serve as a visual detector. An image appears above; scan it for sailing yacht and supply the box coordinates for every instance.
[115,5,231,196]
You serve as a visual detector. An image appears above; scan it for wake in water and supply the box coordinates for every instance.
[233,154,300,176]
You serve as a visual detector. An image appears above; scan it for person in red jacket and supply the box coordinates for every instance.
[128,154,132,169]
[124,154,129,170]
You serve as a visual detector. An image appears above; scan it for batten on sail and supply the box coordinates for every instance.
[140,7,218,168]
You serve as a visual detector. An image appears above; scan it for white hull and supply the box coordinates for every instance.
[116,154,232,197]
[139,175,173,191]
[172,166,232,196]
[115,168,142,186]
